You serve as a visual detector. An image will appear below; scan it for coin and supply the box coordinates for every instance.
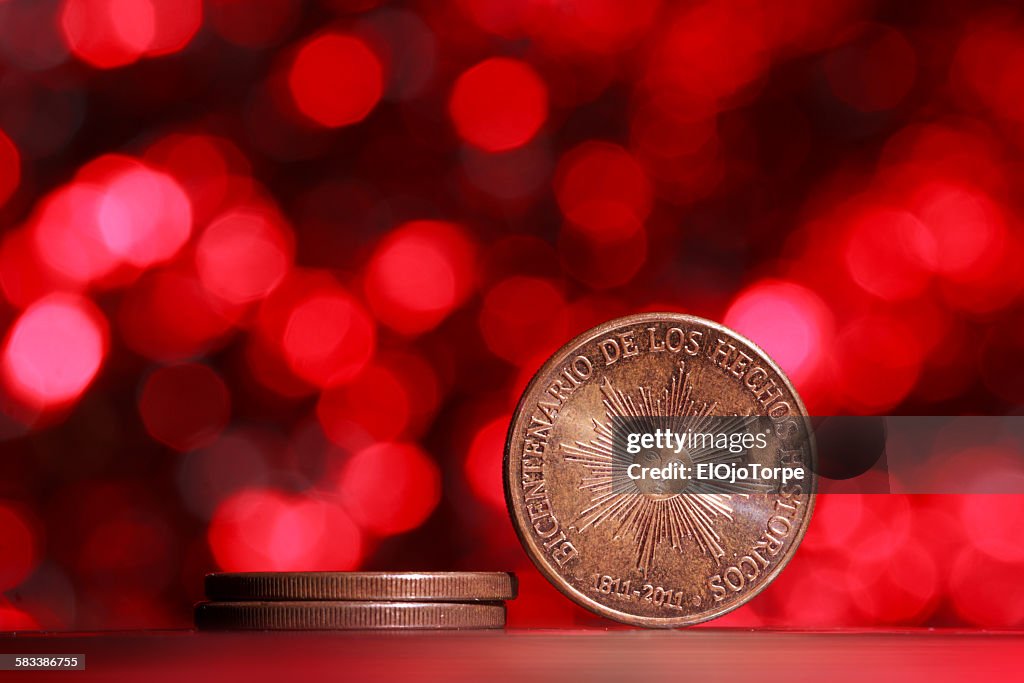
[504,313,816,627]
[194,601,506,630]
[204,572,518,602]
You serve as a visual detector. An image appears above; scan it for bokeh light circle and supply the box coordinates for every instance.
[316,352,440,444]
[139,363,231,452]
[364,220,476,334]
[338,442,441,536]
[118,268,239,361]
[950,546,1024,627]
[724,280,831,387]
[196,205,293,305]
[280,288,376,388]
[449,58,548,152]
[98,165,193,268]
[843,207,936,300]
[30,183,119,286]
[59,0,155,68]
[209,489,363,571]
[554,141,651,243]
[2,294,108,408]
[465,415,509,510]
[288,32,383,128]
[478,276,568,365]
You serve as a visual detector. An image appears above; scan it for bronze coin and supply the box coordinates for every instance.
[204,572,517,602]
[194,601,506,630]
[504,313,816,627]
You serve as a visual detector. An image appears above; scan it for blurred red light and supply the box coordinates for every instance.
[833,314,923,412]
[0,1,70,71]
[364,220,476,334]
[0,502,38,591]
[316,351,440,446]
[558,222,647,290]
[506,563,588,628]
[960,494,1024,563]
[630,97,719,162]
[59,0,156,69]
[79,517,173,586]
[139,363,231,452]
[287,32,383,128]
[2,294,108,409]
[843,206,935,300]
[460,141,552,202]
[118,267,239,361]
[145,133,254,225]
[454,0,530,38]
[30,183,120,286]
[244,335,316,398]
[648,2,768,106]
[0,604,38,630]
[771,553,859,627]
[952,19,1024,126]
[847,540,938,624]
[177,428,274,519]
[478,276,568,365]
[629,96,724,204]
[470,0,658,57]
[356,7,437,102]
[6,0,1023,634]
[799,493,863,554]
[59,0,200,67]
[910,181,1004,279]
[0,127,19,207]
[279,287,376,388]
[98,165,193,268]
[825,24,916,112]
[317,362,411,444]
[208,0,301,48]
[849,494,913,563]
[465,415,508,510]
[196,205,293,305]
[554,141,651,243]
[338,443,441,536]
[209,489,363,571]
[0,229,67,309]
[253,271,368,392]
[548,0,661,55]
[950,547,1024,627]
[724,280,831,388]
[449,58,548,152]
[143,0,202,56]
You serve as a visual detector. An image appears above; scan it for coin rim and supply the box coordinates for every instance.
[204,571,518,601]
[194,600,507,630]
[503,312,817,627]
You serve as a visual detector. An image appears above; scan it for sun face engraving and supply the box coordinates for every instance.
[561,363,763,576]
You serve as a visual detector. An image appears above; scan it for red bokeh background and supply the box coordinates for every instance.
[1,0,1023,630]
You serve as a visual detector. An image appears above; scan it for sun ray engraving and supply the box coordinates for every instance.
[562,363,764,576]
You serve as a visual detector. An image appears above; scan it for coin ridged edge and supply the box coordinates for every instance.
[204,572,518,602]
[194,601,507,630]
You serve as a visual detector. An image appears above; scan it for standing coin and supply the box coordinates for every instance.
[504,313,816,627]
[195,601,506,630]
[204,572,517,602]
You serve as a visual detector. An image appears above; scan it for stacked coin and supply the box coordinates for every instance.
[195,572,516,630]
